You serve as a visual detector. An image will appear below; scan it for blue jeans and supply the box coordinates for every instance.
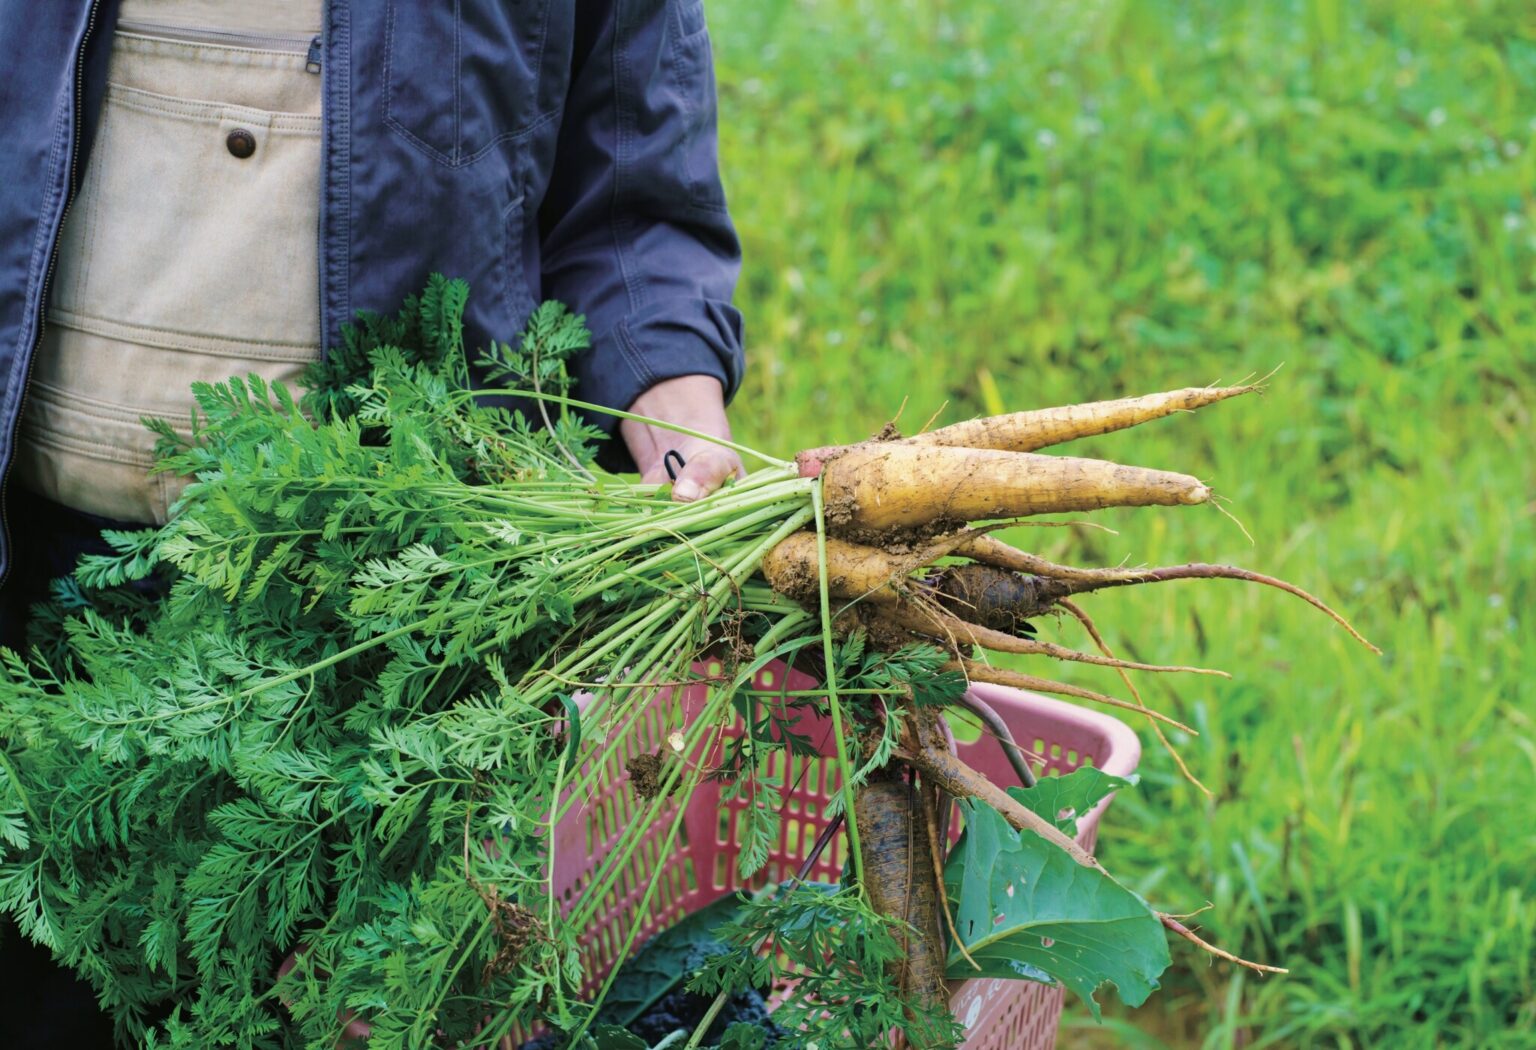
[0,495,149,1046]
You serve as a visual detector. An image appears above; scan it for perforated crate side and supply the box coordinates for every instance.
[551,666,1140,1049]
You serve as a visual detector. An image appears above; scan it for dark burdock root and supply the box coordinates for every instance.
[948,658,1196,731]
[884,603,1229,677]
[923,563,1065,634]
[854,768,949,1021]
[955,536,1381,653]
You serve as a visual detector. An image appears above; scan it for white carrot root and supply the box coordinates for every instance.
[910,384,1258,453]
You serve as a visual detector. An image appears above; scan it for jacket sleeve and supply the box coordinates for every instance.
[538,0,744,469]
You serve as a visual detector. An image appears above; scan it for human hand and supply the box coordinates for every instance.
[620,375,744,502]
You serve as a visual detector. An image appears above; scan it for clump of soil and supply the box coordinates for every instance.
[482,899,544,983]
[627,750,672,800]
[835,604,921,654]
[825,509,966,549]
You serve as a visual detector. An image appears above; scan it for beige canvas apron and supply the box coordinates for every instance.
[15,0,323,524]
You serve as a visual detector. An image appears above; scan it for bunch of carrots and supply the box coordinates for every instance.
[755,383,1378,1021]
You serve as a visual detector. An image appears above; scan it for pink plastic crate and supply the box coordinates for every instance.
[551,663,1141,1049]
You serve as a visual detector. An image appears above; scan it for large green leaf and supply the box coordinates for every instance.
[1009,766,1137,835]
[588,1025,649,1050]
[943,773,1168,1019]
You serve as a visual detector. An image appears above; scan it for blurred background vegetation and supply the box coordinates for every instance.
[706,0,1535,1046]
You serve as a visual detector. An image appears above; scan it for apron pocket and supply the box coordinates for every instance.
[49,82,323,356]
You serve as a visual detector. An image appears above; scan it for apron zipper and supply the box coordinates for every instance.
[115,19,322,63]
[1,0,105,588]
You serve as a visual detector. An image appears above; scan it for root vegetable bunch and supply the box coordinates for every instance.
[0,280,1375,1050]
[753,381,1378,1027]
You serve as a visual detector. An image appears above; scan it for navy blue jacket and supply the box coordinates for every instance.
[0,0,744,580]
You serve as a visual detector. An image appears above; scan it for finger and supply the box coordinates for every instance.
[620,419,665,481]
[633,430,719,487]
[635,433,680,485]
[672,446,743,502]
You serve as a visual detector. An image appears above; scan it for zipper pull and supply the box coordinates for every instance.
[306,35,322,74]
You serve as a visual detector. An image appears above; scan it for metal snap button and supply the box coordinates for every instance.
[226,129,257,159]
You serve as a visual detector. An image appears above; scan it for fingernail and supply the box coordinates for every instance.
[673,479,702,502]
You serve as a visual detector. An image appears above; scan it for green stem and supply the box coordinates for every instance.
[567,499,805,603]
[746,608,816,660]
[537,739,576,1044]
[552,506,813,813]
[565,686,729,930]
[812,482,864,892]
[562,710,719,1050]
[742,687,908,697]
[560,509,816,1004]
[682,987,731,1050]
[470,388,794,469]
[584,509,810,712]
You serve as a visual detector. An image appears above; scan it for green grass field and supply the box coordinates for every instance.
[707,0,1536,1045]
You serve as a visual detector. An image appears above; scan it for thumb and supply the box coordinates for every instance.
[671,445,743,502]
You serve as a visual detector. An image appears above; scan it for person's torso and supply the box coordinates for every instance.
[14,0,325,523]
[0,0,725,570]
[0,0,580,530]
